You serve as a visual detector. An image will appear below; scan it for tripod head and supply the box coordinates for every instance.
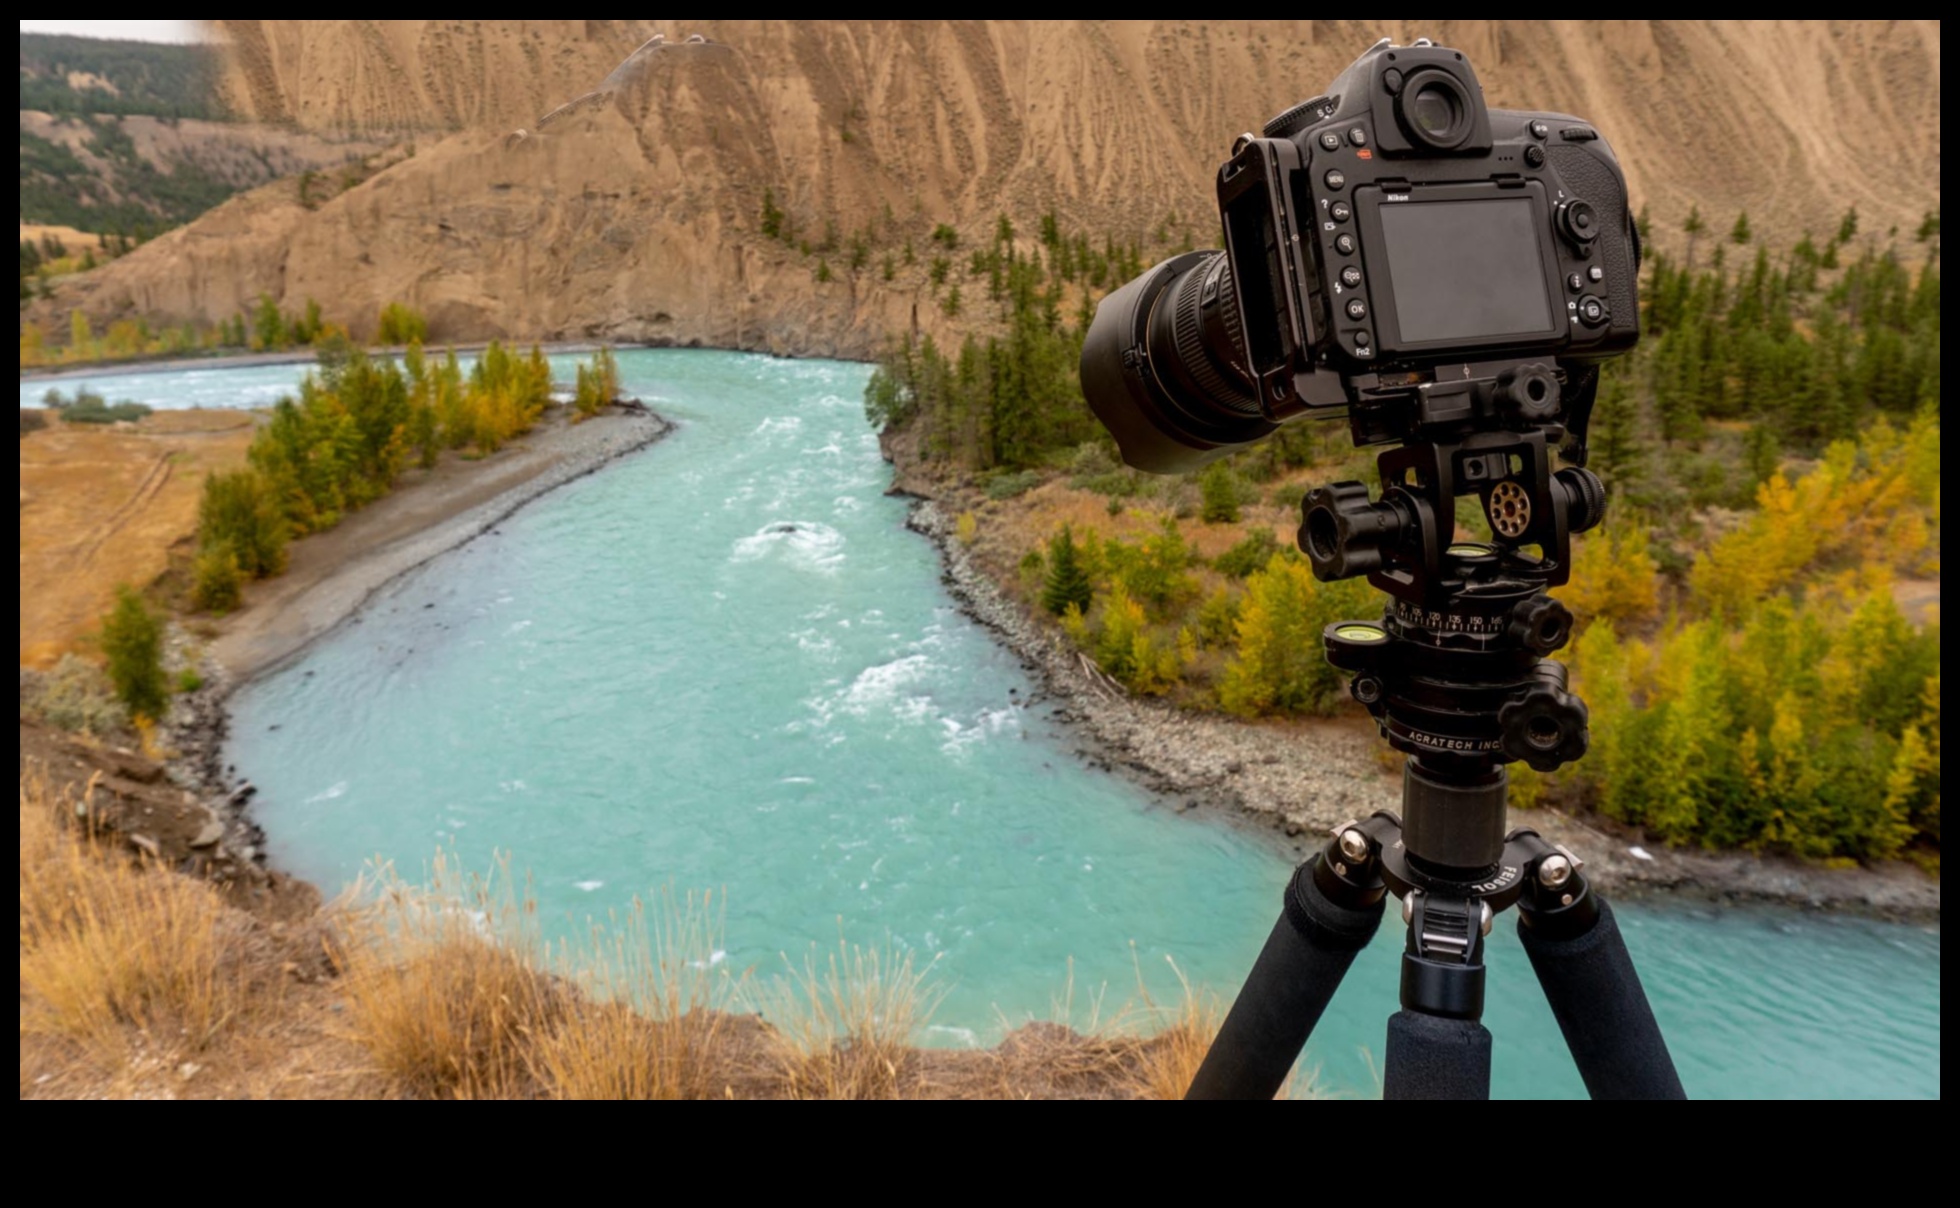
[1301,355,1605,883]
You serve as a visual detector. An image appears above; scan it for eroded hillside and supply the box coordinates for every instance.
[31,20,1942,355]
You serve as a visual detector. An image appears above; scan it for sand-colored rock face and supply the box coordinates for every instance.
[34,21,1942,356]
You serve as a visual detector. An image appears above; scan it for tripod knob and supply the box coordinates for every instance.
[1553,467,1606,533]
[1507,596,1574,654]
[1493,362,1561,427]
[1499,664,1589,771]
[1301,481,1411,581]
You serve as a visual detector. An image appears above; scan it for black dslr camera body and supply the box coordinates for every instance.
[1084,37,1638,469]
[1081,38,1636,608]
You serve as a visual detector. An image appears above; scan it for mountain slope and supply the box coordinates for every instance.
[31,20,1941,354]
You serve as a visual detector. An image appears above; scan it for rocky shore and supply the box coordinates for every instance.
[902,499,1941,922]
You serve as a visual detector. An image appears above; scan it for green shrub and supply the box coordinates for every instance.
[176,667,206,693]
[1199,461,1241,523]
[101,586,167,724]
[983,469,1043,500]
[573,347,620,420]
[377,301,429,345]
[57,390,152,424]
[198,469,287,579]
[190,541,243,613]
[29,654,125,734]
[1213,528,1285,579]
[20,409,47,436]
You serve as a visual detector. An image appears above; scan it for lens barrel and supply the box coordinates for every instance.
[1079,251,1276,473]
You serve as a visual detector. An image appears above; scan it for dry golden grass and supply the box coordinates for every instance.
[18,772,276,1070]
[332,854,558,1098]
[526,892,732,1099]
[753,935,946,1099]
[23,767,1288,1100]
[334,859,740,1100]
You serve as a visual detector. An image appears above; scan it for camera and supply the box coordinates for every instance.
[1080,37,1639,481]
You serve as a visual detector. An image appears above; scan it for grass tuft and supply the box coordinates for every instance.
[754,934,945,1099]
[331,853,556,1099]
[18,772,266,1065]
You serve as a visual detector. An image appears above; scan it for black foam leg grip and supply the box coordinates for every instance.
[1185,858,1384,1100]
[1383,1010,1493,1100]
[1518,899,1687,1100]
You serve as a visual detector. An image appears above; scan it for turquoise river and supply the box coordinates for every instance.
[34,351,1939,1098]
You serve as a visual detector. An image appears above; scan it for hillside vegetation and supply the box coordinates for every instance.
[19,33,386,237]
[879,211,1942,865]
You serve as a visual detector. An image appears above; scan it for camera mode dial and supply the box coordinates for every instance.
[1265,95,1334,139]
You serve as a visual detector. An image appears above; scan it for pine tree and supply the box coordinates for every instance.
[1041,525,1093,616]
[1199,461,1241,523]
[1730,210,1753,244]
[1683,205,1707,273]
[101,586,167,723]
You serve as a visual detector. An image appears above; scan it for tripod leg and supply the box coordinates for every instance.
[1384,1010,1492,1099]
[1518,896,1686,1100]
[1186,855,1384,1099]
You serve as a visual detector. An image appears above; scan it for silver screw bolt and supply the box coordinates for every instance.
[1480,901,1494,936]
[1401,892,1416,925]
[1538,853,1573,889]
[1338,828,1370,864]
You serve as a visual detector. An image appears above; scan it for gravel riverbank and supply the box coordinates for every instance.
[904,499,1941,922]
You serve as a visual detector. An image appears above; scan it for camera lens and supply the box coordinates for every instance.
[1396,69,1471,149]
[1079,251,1276,473]
[1409,83,1459,140]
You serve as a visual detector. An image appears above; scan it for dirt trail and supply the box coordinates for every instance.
[18,410,255,668]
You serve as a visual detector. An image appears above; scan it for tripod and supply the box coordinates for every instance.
[1187,366,1685,1100]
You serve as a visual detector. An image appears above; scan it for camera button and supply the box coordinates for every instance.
[1324,169,1346,190]
[1334,233,1356,255]
[1588,264,1605,282]
[1524,144,1546,169]
[1530,120,1550,140]
[1330,201,1352,223]
[1576,295,1609,327]
[1383,68,1405,95]
[1352,332,1373,356]
[1319,131,1342,152]
[1346,300,1368,321]
[1347,126,1368,147]
[1559,126,1599,141]
[1340,266,1362,288]
[1567,272,1586,293]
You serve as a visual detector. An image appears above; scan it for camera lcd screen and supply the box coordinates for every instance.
[1377,197,1554,344]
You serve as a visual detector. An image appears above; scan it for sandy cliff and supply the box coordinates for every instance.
[30,20,1942,356]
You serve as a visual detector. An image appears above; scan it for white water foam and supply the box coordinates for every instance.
[305,780,348,803]
[731,520,846,574]
[939,706,1020,756]
[802,654,937,729]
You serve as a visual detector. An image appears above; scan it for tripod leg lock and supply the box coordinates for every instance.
[1400,892,1487,1021]
[1509,828,1603,941]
